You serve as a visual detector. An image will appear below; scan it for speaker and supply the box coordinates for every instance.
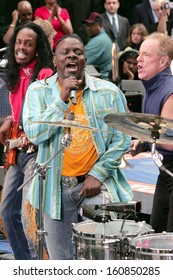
[120,80,145,113]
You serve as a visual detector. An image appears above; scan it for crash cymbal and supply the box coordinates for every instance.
[104,112,173,144]
[33,119,111,133]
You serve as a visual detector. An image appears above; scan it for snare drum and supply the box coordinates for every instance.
[72,219,153,260]
[130,232,173,260]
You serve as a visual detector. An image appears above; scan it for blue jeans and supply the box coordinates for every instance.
[44,182,112,260]
[0,151,37,260]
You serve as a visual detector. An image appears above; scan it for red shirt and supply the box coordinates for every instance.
[9,60,53,123]
[34,6,70,49]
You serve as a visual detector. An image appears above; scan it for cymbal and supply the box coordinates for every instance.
[104,112,173,144]
[33,119,111,133]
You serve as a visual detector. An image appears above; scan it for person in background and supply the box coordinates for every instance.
[22,33,133,260]
[3,1,33,45]
[118,48,139,81]
[126,23,149,51]
[33,18,56,51]
[0,23,54,260]
[131,0,158,34]
[129,32,173,233]
[101,0,130,51]
[83,12,112,80]
[34,0,73,51]
[151,0,173,36]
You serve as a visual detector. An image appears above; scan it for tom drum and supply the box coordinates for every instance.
[72,219,153,260]
[130,232,173,260]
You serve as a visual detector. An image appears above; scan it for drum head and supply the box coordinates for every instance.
[130,233,173,259]
[72,219,152,240]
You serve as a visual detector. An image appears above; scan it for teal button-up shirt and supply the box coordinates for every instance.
[23,73,133,219]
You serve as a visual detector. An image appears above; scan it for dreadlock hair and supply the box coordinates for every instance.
[6,22,54,92]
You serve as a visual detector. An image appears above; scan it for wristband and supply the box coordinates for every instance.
[5,116,13,122]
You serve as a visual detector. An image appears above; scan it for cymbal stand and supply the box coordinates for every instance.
[17,132,72,259]
[151,135,173,178]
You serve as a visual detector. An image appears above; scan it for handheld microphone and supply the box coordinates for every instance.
[70,89,76,105]
[70,74,77,105]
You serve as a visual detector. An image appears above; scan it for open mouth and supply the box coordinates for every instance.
[16,51,27,59]
[137,65,142,73]
[66,62,78,72]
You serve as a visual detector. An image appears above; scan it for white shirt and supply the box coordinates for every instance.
[149,0,158,23]
[106,11,119,31]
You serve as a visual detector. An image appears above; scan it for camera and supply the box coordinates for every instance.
[164,1,173,9]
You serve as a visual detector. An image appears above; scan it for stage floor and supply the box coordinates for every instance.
[123,152,159,215]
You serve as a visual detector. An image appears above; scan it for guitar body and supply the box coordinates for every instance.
[4,124,19,170]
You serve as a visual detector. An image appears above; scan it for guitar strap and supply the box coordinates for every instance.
[18,100,24,131]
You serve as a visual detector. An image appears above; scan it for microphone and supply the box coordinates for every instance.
[70,89,76,105]
[70,75,77,105]
[95,201,141,214]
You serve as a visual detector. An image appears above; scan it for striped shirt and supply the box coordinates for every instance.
[23,73,133,219]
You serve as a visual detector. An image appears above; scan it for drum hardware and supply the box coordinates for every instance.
[94,201,142,259]
[104,112,173,177]
[79,201,141,260]
[95,201,141,214]
[151,141,173,177]
[80,204,112,223]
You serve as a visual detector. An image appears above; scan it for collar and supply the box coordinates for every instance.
[142,67,172,91]
[106,11,118,23]
[43,72,98,92]
[20,60,36,77]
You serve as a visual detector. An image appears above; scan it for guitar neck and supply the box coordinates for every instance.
[6,138,20,150]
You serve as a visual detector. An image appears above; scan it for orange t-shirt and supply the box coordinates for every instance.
[62,89,98,176]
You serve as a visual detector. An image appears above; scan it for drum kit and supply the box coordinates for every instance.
[72,112,173,260]
[21,112,173,260]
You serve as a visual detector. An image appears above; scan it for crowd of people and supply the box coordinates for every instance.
[0,0,173,260]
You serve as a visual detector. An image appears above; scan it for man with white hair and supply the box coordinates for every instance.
[130,32,173,233]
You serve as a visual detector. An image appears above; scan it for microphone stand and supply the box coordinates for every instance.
[17,132,72,260]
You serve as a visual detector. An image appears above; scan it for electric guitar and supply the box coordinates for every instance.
[3,124,35,170]
[4,124,19,170]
